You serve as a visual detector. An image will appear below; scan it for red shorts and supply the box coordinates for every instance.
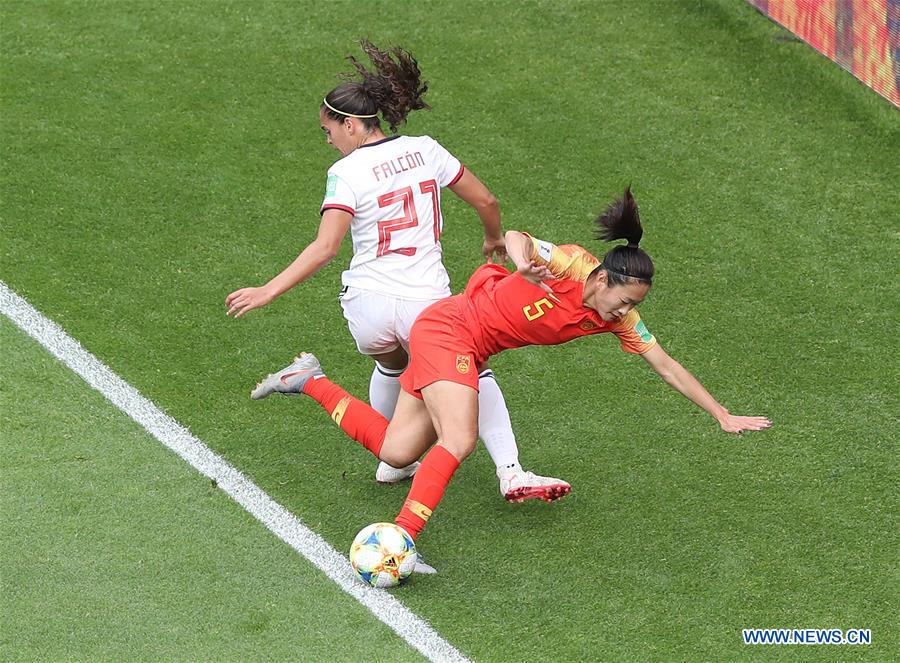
[399,296,480,399]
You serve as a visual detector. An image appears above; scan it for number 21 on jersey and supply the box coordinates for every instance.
[376,180,441,256]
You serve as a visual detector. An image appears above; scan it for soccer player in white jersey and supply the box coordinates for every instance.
[226,40,569,503]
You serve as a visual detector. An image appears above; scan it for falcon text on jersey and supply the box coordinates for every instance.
[373,151,426,181]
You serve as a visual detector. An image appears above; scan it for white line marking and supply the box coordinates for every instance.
[0,281,469,663]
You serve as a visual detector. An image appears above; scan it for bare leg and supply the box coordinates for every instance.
[394,381,478,540]
[420,381,479,461]
[370,345,422,482]
[378,390,437,468]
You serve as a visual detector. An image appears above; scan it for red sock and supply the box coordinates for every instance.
[395,445,460,540]
[302,376,387,457]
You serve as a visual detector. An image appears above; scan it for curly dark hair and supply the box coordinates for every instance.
[322,39,430,133]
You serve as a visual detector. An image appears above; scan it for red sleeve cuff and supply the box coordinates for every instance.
[448,164,466,187]
[321,204,355,216]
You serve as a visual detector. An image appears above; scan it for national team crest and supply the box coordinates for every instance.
[580,320,597,331]
[455,354,471,374]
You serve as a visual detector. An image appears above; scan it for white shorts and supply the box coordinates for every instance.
[339,287,442,356]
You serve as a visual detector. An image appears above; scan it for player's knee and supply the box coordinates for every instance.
[381,450,418,467]
[440,433,477,461]
[379,438,422,468]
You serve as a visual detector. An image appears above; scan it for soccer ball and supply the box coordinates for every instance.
[349,522,417,588]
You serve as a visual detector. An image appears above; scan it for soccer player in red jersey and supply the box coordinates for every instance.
[252,187,772,553]
[226,40,567,501]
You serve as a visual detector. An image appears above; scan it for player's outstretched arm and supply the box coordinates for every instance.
[448,169,506,263]
[225,209,352,318]
[640,344,772,434]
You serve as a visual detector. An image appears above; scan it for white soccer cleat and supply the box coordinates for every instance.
[389,523,436,574]
[499,470,571,503]
[375,460,420,484]
[250,352,324,400]
[412,552,437,575]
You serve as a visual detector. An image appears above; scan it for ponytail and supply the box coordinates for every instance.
[593,187,654,286]
[322,39,430,133]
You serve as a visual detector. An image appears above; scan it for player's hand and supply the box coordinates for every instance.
[718,413,772,434]
[225,286,275,318]
[517,260,554,293]
[483,236,507,264]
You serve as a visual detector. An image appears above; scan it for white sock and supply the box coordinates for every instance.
[369,361,403,420]
[478,369,522,477]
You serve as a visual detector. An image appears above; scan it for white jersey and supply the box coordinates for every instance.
[320,135,464,300]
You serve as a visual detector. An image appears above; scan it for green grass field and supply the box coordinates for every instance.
[2,0,897,661]
[0,317,422,661]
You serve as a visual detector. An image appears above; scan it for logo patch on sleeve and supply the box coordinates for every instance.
[537,240,553,261]
[325,174,338,197]
[634,320,653,343]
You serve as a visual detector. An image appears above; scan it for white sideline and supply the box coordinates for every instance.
[0,281,469,663]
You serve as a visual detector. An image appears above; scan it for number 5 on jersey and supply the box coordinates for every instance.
[376,180,441,257]
[523,298,554,321]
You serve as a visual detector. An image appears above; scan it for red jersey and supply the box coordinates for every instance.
[457,235,657,362]
[399,235,657,398]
